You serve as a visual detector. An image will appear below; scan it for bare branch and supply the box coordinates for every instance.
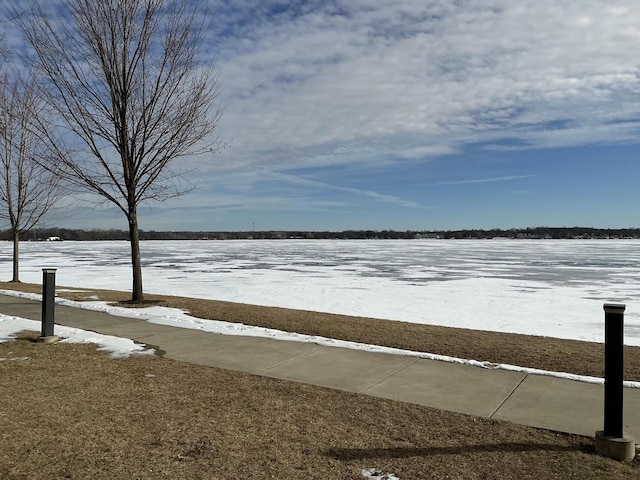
[0,67,63,281]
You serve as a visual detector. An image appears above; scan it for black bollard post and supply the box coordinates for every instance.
[595,303,635,461]
[603,303,625,438]
[40,268,57,340]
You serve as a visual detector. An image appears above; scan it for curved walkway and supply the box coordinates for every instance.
[1,294,639,441]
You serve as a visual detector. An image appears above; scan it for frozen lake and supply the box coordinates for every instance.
[2,239,640,345]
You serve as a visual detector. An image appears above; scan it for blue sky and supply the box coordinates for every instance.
[5,0,640,231]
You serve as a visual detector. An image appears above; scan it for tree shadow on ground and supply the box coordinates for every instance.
[324,442,591,460]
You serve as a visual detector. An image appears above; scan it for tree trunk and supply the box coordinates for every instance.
[127,209,144,302]
[11,229,20,282]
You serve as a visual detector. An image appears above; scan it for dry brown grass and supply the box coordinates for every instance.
[1,281,638,381]
[1,332,639,480]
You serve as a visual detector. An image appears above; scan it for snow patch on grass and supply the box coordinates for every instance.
[0,314,154,358]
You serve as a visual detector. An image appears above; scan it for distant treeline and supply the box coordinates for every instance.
[2,226,640,241]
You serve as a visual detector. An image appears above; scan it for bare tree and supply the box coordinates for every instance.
[0,68,61,282]
[13,0,223,301]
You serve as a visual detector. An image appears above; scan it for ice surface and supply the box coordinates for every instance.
[1,239,639,345]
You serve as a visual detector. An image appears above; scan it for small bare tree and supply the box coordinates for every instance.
[0,68,61,282]
[14,0,223,301]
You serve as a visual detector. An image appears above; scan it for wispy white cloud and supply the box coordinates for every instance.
[435,175,535,186]
[8,0,639,175]
[197,0,640,178]
[266,171,429,208]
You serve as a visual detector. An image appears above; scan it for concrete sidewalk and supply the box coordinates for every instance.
[1,293,639,441]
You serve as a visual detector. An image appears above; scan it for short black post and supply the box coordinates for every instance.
[41,268,57,338]
[595,303,634,462]
[603,303,625,438]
